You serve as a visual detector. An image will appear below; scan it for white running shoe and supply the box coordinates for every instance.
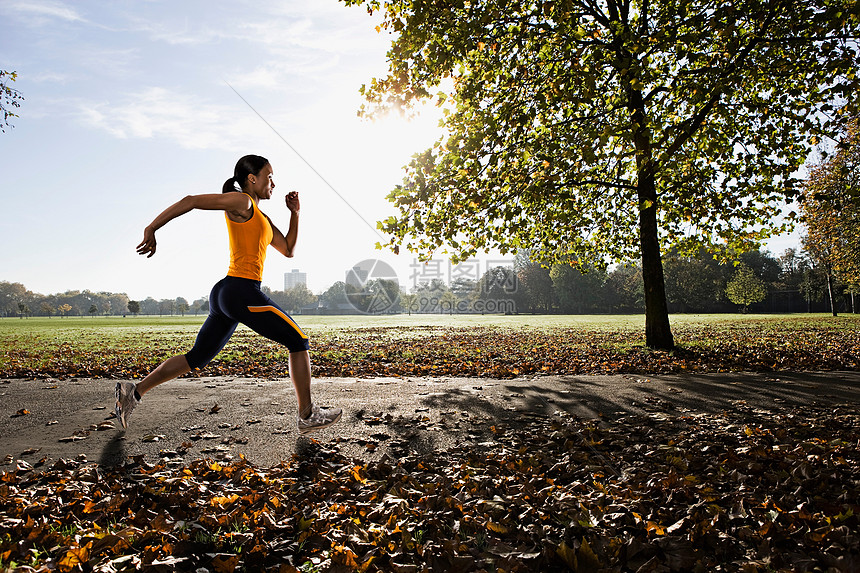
[115,381,139,429]
[297,404,342,435]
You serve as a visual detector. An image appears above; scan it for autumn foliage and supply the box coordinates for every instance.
[1,402,858,572]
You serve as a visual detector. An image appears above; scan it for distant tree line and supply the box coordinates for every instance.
[0,284,210,318]
[510,248,857,316]
[2,246,856,318]
[399,247,855,316]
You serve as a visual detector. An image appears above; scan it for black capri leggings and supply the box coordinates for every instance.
[185,276,310,369]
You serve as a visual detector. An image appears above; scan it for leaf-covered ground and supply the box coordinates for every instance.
[1,402,858,572]
[2,319,859,380]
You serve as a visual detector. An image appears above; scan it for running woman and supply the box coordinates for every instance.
[116,154,341,435]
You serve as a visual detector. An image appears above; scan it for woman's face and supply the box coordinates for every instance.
[248,164,275,200]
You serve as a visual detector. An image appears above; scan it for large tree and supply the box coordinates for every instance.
[347,0,859,348]
[801,117,860,316]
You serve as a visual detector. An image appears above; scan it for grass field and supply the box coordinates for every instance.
[1,313,858,379]
[3,311,855,333]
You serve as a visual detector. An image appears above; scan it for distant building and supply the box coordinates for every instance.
[284,269,307,290]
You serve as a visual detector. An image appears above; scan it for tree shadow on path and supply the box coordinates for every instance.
[417,371,860,433]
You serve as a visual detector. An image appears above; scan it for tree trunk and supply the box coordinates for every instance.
[826,271,838,317]
[630,85,674,349]
[619,8,772,340]
[638,174,675,349]
[630,104,675,350]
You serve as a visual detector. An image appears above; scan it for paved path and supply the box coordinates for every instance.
[1,371,858,469]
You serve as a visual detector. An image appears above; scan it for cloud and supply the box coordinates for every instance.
[122,4,324,49]
[5,0,86,23]
[55,1,398,151]
[29,71,74,83]
[237,7,387,57]
[81,87,246,150]
[79,86,311,151]
[125,18,235,46]
[238,52,344,92]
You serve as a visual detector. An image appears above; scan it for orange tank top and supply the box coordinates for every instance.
[225,196,273,281]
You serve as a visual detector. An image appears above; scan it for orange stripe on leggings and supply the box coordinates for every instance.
[247,305,309,339]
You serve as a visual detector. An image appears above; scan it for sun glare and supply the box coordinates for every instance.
[370,106,443,159]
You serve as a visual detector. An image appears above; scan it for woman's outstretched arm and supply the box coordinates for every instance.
[136,193,252,257]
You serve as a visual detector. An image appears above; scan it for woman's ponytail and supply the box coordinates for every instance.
[222,177,238,194]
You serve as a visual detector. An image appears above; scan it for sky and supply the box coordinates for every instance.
[0,0,801,304]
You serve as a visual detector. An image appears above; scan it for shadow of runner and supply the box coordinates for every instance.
[98,433,126,467]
